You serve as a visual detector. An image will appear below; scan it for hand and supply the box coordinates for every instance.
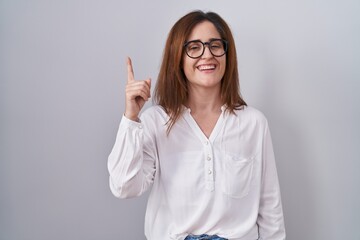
[124,57,151,121]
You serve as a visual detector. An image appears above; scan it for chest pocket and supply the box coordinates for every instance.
[222,154,254,198]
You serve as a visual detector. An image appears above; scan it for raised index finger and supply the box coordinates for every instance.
[127,57,135,82]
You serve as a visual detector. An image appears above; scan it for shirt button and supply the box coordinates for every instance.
[138,125,143,129]
[205,141,209,145]
[207,156,211,161]
[208,170,212,175]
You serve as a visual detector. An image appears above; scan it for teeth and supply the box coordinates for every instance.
[198,65,215,70]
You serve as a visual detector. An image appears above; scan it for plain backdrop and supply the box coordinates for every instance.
[1,0,359,239]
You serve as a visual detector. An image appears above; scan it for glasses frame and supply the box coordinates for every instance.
[183,38,228,59]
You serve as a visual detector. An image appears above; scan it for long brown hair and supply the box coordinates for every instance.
[154,10,247,133]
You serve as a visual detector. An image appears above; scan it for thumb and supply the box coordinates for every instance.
[145,78,151,88]
[146,78,152,97]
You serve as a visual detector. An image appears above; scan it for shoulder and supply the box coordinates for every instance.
[230,106,270,133]
[235,106,268,124]
[140,105,169,122]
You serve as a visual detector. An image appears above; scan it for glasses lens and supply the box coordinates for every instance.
[209,39,226,57]
[185,41,203,58]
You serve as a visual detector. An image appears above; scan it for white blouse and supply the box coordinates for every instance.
[108,105,285,240]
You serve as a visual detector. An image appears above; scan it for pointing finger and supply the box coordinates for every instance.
[127,57,135,82]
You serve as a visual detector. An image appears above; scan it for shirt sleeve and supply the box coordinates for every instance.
[107,115,156,198]
[257,121,286,239]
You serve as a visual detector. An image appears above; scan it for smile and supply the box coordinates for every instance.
[197,64,216,71]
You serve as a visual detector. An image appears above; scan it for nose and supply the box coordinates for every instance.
[201,45,213,58]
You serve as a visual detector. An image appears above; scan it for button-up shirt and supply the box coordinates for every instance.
[108,105,285,240]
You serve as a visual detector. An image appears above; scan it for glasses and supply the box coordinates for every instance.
[184,39,228,59]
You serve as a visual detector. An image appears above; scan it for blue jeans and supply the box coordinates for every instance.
[184,234,227,240]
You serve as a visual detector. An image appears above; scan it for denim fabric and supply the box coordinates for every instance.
[184,234,227,240]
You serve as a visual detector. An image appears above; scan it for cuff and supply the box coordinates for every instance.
[120,114,143,130]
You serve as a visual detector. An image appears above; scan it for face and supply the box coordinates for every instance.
[183,21,226,91]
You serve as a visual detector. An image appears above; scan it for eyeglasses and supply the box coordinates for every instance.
[184,39,228,59]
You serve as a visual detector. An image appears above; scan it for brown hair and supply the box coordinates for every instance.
[154,10,247,133]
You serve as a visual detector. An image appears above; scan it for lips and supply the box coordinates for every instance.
[197,64,216,71]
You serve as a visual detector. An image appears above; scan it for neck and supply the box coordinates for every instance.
[186,87,222,114]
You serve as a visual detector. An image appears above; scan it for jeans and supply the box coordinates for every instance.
[184,234,228,240]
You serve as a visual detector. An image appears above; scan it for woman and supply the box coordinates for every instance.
[108,10,285,240]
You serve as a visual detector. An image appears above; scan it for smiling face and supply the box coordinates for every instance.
[183,21,226,92]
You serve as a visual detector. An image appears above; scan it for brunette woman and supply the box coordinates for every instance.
[108,10,286,240]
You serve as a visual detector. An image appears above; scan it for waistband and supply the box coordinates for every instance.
[184,234,227,240]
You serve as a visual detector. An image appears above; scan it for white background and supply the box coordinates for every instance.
[1,0,359,239]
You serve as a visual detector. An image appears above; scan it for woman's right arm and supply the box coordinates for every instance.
[107,57,154,198]
[107,115,156,198]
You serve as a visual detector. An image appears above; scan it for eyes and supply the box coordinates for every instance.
[186,40,223,52]
[184,39,228,59]
[187,43,201,51]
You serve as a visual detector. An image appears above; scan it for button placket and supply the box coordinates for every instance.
[204,140,214,191]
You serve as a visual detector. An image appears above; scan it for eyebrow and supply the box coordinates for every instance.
[186,38,222,43]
